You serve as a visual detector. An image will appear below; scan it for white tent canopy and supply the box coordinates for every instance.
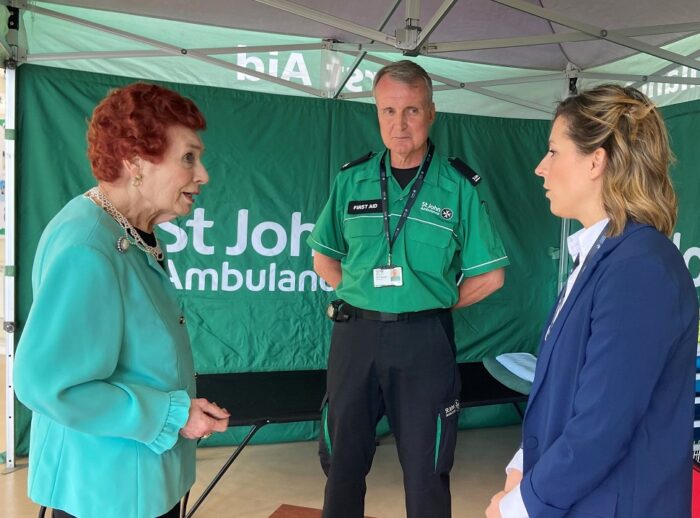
[1,0,699,118]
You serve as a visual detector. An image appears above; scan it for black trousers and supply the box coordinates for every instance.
[320,311,462,518]
[51,502,180,518]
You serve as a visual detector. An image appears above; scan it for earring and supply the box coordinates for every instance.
[132,175,142,187]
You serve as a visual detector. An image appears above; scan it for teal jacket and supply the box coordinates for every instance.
[14,195,196,518]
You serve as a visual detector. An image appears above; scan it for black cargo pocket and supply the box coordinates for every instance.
[434,397,461,475]
[318,394,332,476]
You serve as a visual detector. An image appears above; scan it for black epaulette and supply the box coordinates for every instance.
[340,152,375,171]
[448,157,482,186]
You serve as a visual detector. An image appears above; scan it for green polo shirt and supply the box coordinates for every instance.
[308,149,509,312]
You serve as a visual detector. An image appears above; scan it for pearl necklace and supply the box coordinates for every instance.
[85,187,164,262]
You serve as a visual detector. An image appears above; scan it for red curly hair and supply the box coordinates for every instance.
[87,83,206,182]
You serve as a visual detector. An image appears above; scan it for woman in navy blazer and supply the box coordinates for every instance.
[487,85,699,517]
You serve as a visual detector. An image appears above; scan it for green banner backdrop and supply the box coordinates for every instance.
[12,64,700,454]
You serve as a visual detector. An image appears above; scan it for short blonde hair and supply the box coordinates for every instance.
[555,84,676,236]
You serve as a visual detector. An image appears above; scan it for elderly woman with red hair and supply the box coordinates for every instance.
[14,83,229,518]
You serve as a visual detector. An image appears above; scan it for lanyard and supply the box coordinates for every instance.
[379,142,435,265]
[546,223,608,339]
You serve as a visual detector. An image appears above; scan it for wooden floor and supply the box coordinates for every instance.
[268,504,376,518]
[1,356,521,518]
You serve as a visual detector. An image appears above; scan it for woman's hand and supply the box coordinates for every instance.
[179,398,230,440]
[485,491,505,518]
[504,468,523,492]
[484,468,522,517]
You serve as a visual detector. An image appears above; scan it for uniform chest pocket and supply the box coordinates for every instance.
[406,219,455,274]
[343,216,383,265]
[344,216,383,238]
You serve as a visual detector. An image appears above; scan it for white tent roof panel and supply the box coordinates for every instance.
[1,0,699,118]
[33,0,700,68]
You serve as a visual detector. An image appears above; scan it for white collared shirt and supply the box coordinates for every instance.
[552,218,610,323]
[499,217,610,518]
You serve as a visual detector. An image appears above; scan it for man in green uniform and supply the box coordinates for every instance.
[307,60,509,518]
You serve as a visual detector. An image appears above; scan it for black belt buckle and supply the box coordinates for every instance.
[326,300,350,322]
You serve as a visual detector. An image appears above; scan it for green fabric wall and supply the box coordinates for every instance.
[11,64,630,454]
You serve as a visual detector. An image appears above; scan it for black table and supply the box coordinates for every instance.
[185,362,528,517]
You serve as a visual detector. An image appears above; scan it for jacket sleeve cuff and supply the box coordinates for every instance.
[506,448,524,474]
[146,390,191,454]
[521,472,567,518]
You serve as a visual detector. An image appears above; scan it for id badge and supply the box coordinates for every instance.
[373,265,403,287]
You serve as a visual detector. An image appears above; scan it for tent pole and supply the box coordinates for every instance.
[579,71,700,86]
[556,65,578,293]
[415,0,459,50]
[255,0,396,47]
[491,0,700,71]
[357,53,554,114]
[4,62,16,472]
[28,43,324,63]
[330,0,401,99]
[3,7,18,472]
[629,49,700,89]
[26,4,324,97]
[395,0,421,52]
[430,21,700,54]
[557,220,571,293]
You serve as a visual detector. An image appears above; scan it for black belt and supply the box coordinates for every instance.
[341,303,448,322]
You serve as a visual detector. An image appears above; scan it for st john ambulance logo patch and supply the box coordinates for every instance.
[441,208,453,220]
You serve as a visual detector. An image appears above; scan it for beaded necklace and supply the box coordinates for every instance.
[85,187,164,262]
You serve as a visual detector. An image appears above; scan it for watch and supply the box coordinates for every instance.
[326,300,348,322]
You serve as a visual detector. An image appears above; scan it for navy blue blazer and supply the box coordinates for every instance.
[521,222,698,517]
